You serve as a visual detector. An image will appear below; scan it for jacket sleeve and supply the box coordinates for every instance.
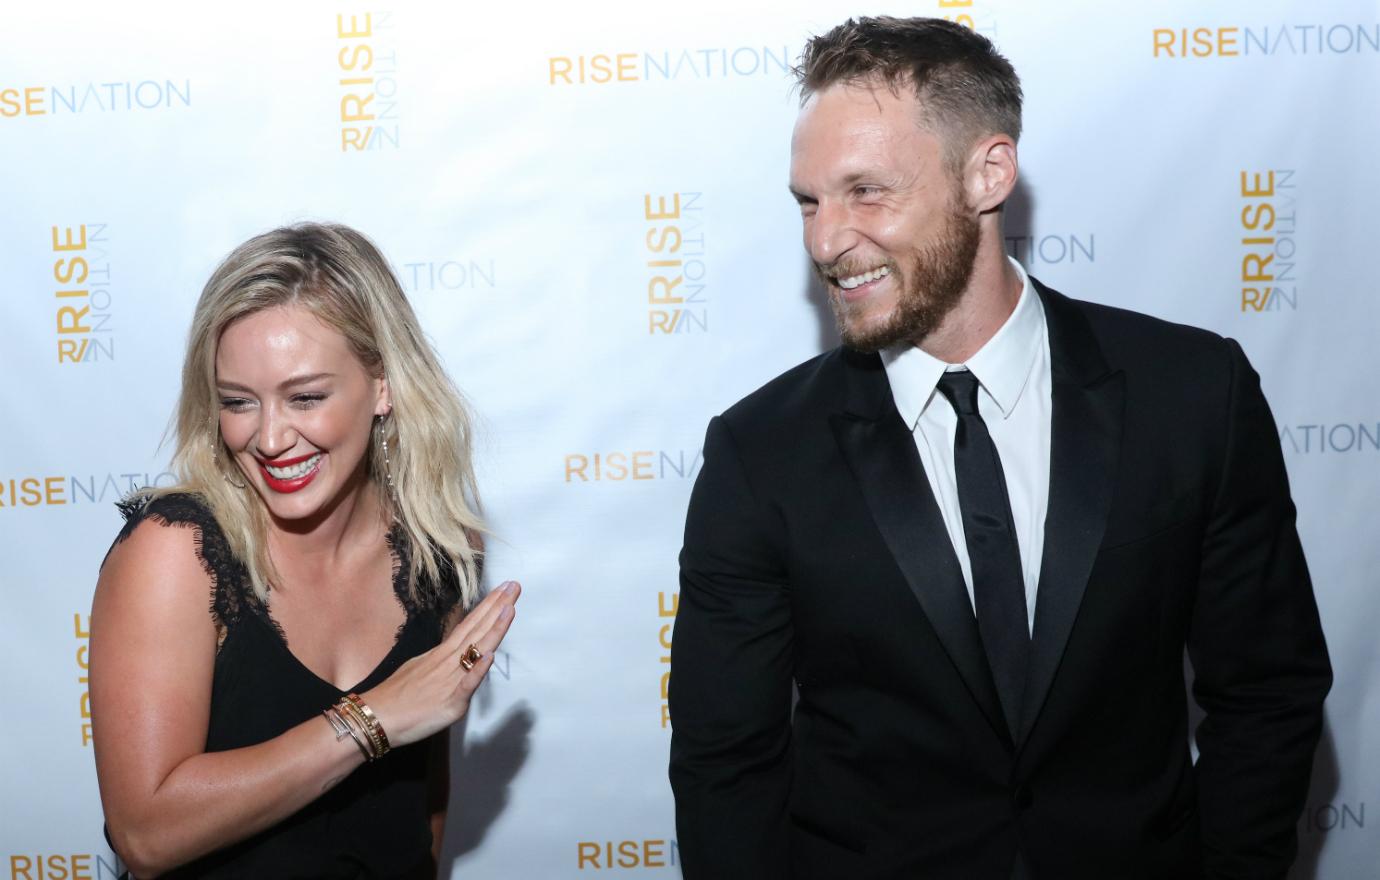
[669,415,794,880]
[1189,338,1332,879]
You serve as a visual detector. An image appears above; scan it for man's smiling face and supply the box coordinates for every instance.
[790,78,979,352]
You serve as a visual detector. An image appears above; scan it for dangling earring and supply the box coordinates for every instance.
[212,430,247,489]
[376,413,397,499]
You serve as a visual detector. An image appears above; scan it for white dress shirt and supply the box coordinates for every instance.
[881,258,1052,633]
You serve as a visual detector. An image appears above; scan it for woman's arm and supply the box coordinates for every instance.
[91,519,367,876]
[91,519,517,878]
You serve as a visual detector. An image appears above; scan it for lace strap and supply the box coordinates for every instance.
[110,492,249,636]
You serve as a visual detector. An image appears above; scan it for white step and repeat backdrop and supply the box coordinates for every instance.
[2,1,1377,877]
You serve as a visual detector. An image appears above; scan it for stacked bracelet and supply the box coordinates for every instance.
[322,702,372,760]
[321,693,390,761]
[345,692,390,756]
[323,705,351,741]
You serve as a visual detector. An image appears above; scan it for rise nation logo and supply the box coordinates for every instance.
[51,224,115,364]
[1238,170,1298,313]
[549,47,789,85]
[1153,24,1380,57]
[643,193,708,335]
[1,79,191,118]
[336,12,400,152]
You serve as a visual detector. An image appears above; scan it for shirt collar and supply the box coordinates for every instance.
[882,256,1044,429]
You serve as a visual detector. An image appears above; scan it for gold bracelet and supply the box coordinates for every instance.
[340,698,381,759]
[337,699,378,759]
[345,693,391,757]
[339,696,385,760]
[327,703,373,761]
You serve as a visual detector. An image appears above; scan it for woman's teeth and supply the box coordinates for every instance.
[265,454,321,479]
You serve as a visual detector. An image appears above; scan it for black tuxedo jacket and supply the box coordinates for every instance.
[668,282,1331,880]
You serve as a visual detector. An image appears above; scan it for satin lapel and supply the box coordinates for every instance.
[831,352,1010,745]
[1018,284,1125,747]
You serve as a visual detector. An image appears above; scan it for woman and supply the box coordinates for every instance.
[89,223,519,878]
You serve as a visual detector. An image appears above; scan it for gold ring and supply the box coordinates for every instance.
[460,644,482,672]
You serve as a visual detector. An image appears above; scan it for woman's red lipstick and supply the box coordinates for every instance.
[257,452,322,493]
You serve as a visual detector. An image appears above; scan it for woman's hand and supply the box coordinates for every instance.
[361,580,521,747]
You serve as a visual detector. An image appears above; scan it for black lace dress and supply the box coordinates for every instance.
[106,493,459,879]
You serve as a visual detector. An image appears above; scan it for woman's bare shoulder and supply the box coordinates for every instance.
[98,504,218,627]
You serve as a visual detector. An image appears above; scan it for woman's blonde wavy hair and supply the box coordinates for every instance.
[158,222,484,608]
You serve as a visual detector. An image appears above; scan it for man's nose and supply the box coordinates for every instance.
[254,403,298,459]
[807,199,857,267]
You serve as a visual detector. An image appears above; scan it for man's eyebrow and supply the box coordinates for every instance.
[838,171,879,188]
[789,172,882,203]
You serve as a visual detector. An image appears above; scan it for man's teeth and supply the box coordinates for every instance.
[837,266,890,290]
[265,454,321,479]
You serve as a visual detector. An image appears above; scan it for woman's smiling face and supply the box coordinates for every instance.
[215,304,389,524]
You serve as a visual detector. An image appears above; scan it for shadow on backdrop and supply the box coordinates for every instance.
[438,699,536,875]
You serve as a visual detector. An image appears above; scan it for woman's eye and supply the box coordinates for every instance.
[219,398,252,412]
[292,393,328,408]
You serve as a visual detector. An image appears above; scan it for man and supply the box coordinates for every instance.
[668,16,1330,880]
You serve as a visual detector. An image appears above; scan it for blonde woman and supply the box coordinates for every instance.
[89,223,518,878]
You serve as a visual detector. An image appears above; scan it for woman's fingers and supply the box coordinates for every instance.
[457,650,497,691]
[458,604,515,679]
[369,581,520,745]
[445,580,520,657]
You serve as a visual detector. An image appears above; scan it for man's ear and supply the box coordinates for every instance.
[963,134,1018,213]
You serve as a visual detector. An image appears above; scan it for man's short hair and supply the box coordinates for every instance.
[796,16,1023,166]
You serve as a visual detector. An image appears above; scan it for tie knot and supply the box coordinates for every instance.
[936,369,981,416]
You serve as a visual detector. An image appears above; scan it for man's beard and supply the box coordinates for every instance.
[819,200,981,354]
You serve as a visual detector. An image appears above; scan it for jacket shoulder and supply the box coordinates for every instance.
[718,347,861,433]
[1041,283,1236,373]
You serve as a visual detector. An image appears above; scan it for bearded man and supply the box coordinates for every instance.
[668,16,1330,880]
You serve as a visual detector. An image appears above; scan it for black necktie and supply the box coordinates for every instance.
[936,369,1029,737]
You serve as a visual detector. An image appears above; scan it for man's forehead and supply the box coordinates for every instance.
[796,79,931,138]
[793,85,931,155]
